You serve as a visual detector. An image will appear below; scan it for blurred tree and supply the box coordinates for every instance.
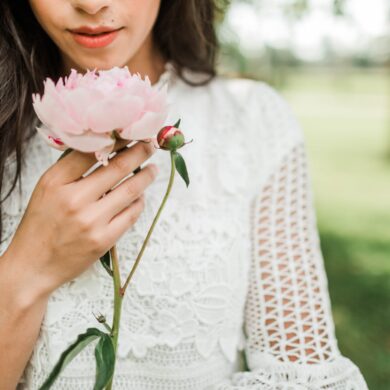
[333,0,346,16]
[387,1,390,160]
[215,0,231,23]
[283,0,309,19]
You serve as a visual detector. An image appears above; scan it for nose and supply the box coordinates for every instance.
[71,0,111,15]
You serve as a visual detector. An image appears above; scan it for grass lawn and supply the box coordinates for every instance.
[281,67,390,389]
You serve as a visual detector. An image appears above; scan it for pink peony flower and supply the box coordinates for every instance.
[32,66,169,165]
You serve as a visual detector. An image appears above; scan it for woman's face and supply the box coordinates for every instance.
[28,0,162,73]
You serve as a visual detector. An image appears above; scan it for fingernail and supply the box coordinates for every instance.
[152,164,159,175]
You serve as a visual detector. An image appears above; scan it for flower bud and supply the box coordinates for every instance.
[157,125,185,151]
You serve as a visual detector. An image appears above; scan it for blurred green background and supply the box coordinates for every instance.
[216,1,390,388]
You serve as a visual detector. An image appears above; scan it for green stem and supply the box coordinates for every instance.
[105,151,176,389]
[106,244,123,390]
[121,151,176,295]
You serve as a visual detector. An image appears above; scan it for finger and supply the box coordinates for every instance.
[104,194,145,243]
[95,164,157,221]
[77,140,156,202]
[50,138,135,184]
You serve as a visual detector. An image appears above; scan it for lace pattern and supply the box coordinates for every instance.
[215,141,367,389]
[213,81,367,390]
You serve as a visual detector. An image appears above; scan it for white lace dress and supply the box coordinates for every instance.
[1,62,368,389]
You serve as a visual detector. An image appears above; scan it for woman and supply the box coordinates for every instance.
[0,0,368,389]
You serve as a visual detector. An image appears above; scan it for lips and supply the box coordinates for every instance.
[70,26,121,35]
[69,26,123,48]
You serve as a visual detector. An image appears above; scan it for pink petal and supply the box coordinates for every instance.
[63,87,103,130]
[86,95,144,133]
[36,125,68,151]
[121,111,168,140]
[148,86,169,112]
[59,130,114,153]
[33,85,83,135]
[95,143,116,166]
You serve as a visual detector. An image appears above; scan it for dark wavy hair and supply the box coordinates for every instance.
[0,0,227,245]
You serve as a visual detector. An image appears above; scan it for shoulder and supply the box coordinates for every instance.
[175,66,290,107]
[215,75,301,119]
[173,68,305,153]
[205,75,307,182]
[204,74,305,144]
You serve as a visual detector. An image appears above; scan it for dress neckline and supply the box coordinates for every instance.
[151,60,176,90]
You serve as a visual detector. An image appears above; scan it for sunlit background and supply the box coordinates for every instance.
[216,1,390,388]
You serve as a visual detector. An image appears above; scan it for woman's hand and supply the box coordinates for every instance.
[3,139,159,298]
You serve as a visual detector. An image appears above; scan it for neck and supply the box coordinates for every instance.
[125,34,167,85]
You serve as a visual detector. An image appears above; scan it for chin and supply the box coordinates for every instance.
[73,54,129,72]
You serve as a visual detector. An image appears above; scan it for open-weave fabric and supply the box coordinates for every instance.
[1,62,367,389]
[216,144,367,390]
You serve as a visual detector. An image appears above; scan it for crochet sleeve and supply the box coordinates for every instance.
[217,83,368,389]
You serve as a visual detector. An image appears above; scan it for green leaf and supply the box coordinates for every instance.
[99,250,113,277]
[173,151,190,188]
[56,148,73,162]
[173,118,181,128]
[38,328,105,390]
[93,334,116,390]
